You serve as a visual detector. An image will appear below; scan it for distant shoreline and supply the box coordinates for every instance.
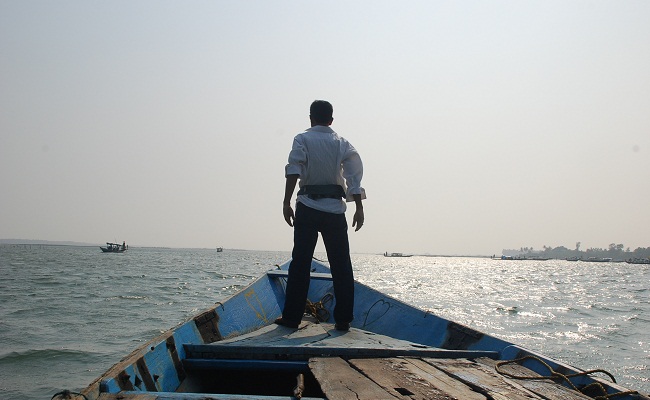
[0,240,239,251]
[0,239,100,247]
[0,240,492,257]
[0,240,494,257]
[0,240,179,250]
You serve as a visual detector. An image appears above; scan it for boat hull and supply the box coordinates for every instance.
[66,259,647,400]
[99,247,126,253]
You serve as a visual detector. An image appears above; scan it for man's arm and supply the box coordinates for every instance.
[352,193,364,231]
[283,174,299,226]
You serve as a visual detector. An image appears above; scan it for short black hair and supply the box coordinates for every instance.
[310,100,333,124]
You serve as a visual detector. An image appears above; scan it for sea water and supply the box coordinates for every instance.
[0,245,648,399]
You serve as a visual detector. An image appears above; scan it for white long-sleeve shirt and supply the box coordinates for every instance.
[285,125,366,214]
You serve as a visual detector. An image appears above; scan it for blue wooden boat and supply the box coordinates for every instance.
[55,259,648,400]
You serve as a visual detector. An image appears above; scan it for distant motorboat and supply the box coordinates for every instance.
[216,247,223,252]
[625,258,650,264]
[581,257,612,263]
[384,252,412,257]
[100,242,127,253]
[499,255,550,261]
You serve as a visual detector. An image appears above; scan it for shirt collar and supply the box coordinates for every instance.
[306,125,334,134]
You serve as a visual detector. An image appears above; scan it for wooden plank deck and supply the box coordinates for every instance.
[349,357,486,400]
[177,319,599,400]
[310,357,395,400]
[309,357,600,400]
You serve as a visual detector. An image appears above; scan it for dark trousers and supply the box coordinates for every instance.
[282,202,355,324]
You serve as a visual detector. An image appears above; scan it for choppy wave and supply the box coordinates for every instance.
[0,348,97,363]
[105,295,148,301]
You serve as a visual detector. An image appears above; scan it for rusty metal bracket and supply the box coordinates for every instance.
[441,321,484,350]
[194,309,222,343]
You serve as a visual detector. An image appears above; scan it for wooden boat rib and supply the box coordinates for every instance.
[61,259,648,400]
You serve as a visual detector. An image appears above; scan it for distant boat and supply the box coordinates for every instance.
[581,257,612,263]
[216,247,223,252]
[499,255,550,261]
[384,252,412,257]
[625,258,650,264]
[566,256,581,261]
[100,242,127,253]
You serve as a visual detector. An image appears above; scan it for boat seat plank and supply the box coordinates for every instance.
[475,357,593,400]
[425,358,544,400]
[309,357,395,400]
[185,343,498,361]
[349,357,488,400]
[186,321,498,361]
[98,392,323,399]
[217,318,331,347]
[183,358,309,372]
[267,270,333,280]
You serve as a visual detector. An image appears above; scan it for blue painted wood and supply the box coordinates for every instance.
[214,274,283,339]
[183,359,309,372]
[143,336,179,392]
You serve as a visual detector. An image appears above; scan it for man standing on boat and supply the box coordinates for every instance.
[277,100,366,331]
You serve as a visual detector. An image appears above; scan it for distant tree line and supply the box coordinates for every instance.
[504,242,650,261]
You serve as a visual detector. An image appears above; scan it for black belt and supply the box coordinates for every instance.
[297,184,345,200]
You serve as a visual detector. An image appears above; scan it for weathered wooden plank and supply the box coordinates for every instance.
[403,357,489,400]
[349,357,487,400]
[475,357,593,400]
[425,358,543,400]
[309,357,396,400]
[187,319,497,361]
[216,317,330,346]
[98,392,323,399]
[183,358,308,372]
[185,343,497,360]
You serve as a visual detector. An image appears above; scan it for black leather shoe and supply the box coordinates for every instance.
[335,322,350,331]
[274,317,299,329]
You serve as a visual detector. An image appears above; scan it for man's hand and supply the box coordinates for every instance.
[283,175,298,227]
[352,208,364,231]
[352,194,364,231]
[283,204,294,227]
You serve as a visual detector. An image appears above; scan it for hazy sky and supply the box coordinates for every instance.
[2,1,649,255]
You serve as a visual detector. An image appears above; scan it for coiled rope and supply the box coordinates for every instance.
[495,355,638,399]
[51,390,88,400]
[305,293,334,322]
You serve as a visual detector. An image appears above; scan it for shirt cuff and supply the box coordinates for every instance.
[345,187,366,202]
[285,164,302,177]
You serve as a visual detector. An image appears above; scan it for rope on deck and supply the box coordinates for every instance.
[495,355,638,399]
[305,293,334,322]
[51,390,88,400]
[293,373,305,399]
